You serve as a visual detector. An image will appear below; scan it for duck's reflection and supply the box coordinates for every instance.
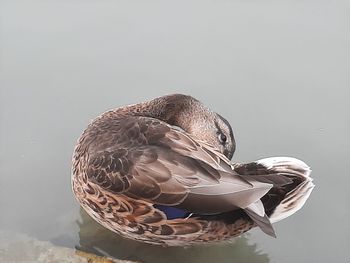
[76,208,269,263]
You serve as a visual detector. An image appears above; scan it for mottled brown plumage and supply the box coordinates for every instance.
[72,94,314,246]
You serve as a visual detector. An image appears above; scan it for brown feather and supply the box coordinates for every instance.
[72,94,314,246]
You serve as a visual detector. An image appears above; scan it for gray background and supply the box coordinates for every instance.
[1,1,349,262]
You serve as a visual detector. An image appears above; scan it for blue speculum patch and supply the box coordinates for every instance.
[154,205,190,219]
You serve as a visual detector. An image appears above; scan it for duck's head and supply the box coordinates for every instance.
[190,111,236,160]
[212,113,236,160]
[155,94,236,160]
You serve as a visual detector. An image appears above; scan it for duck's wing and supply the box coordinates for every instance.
[84,116,276,235]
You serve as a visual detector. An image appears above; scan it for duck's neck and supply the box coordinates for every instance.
[115,94,209,133]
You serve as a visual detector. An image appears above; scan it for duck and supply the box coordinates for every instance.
[72,94,314,246]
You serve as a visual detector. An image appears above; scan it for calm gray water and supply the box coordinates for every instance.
[1,1,350,262]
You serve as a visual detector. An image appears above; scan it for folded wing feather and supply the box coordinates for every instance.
[87,116,277,236]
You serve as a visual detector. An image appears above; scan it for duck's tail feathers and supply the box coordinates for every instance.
[254,157,314,223]
[255,157,312,179]
[244,200,276,238]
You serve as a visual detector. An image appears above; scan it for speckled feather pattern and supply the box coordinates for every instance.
[72,94,313,246]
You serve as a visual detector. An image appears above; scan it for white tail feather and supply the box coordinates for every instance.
[256,157,314,223]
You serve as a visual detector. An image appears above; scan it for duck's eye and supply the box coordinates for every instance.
[219,133,227,144]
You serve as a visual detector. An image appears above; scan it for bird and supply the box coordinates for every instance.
[71,94,314,246]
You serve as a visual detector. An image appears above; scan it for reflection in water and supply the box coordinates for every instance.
[76,208,269,263]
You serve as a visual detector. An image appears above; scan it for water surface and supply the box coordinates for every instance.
[1,1,349,262]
